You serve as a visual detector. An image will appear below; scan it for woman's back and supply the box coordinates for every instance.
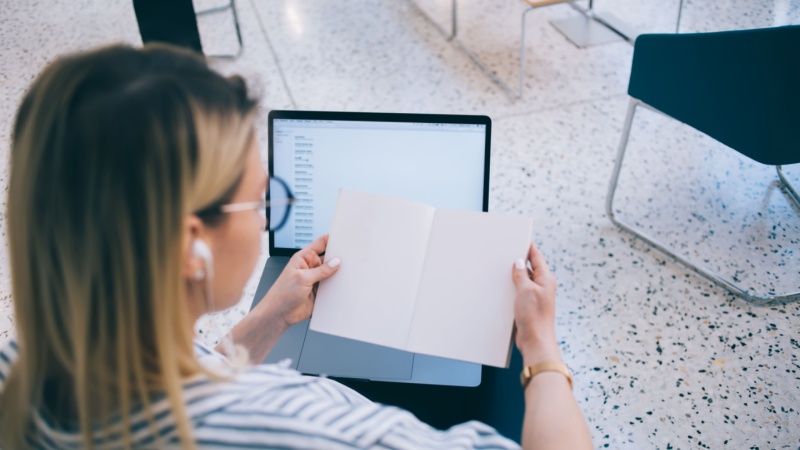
[0,338,516,449]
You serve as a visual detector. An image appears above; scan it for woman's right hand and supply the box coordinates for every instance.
[511,242,562,366]
[514,243,594,450]
[261,234,340,329]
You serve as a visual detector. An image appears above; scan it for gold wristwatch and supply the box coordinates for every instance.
[520,361,573,391]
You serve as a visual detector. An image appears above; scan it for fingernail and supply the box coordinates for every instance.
[328,258,341,268]
[515,259,525,270]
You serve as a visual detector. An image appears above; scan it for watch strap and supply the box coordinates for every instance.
[520,360,573,391]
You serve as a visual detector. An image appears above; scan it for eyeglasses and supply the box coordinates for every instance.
[217,177,296,232]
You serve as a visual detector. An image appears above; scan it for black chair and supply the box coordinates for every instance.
[606,25,800,304]
[133,0,243,59]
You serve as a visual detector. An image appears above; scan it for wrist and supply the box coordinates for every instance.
[516,325,560,362]
[519,341,562,367]
[522,351,563,368]
[255,293,292,332]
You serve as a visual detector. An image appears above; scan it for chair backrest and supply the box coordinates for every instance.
[628,25,800,166]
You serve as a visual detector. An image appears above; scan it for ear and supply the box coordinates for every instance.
[182,215,209,281]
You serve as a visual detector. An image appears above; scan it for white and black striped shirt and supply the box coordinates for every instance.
[0,339,519,449]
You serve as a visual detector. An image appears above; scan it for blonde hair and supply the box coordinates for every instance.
[1,44,257,448]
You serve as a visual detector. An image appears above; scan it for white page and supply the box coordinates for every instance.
[310,189,435,350]
[406,210,533,368]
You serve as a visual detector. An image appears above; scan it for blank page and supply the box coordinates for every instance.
[310,189,435,350]
[406,209,533,367]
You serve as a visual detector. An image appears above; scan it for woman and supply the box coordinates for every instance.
[0,44,592,449]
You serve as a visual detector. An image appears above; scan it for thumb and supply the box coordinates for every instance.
[511,258,531,289]
[307,257,341,284]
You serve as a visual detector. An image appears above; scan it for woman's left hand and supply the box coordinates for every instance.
[261,234,341,328]
[222,235,339,364]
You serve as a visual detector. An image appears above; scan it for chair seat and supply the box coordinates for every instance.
[629,26,800,166]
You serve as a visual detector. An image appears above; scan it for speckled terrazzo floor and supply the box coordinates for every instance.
[1,0,799,448]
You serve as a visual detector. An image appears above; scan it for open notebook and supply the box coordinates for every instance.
[312,189,533,368]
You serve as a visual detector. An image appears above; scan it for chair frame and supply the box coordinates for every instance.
[455,0,581,99]
[414,0,651,98]
[414,0,690,98]
[197,0,243,59]
[607,98,800,305]
[453,1,561,99]
[777,165,800,205]
[414,0,584,98]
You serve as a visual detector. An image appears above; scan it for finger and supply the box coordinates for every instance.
[305,257,341,284]
[296,247,322,269]
[512,256,533,289]
[292,234,328,268]
[528,242,554,284]
[305,234,329,256]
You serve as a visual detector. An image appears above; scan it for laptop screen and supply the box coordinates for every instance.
[268,111,491,255]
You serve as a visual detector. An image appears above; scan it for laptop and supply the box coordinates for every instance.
[251,110,491,387]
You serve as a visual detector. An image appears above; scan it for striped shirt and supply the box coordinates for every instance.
[0,338,519,449]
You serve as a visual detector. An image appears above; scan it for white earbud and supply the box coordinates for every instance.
[192,240,213,281]
[192,239,213,265]
[191,239,240,365]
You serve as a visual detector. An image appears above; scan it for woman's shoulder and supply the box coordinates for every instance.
[187,365,404,449]
[190,338,373,407]
[188,368,519,450]
[183,347,387,448]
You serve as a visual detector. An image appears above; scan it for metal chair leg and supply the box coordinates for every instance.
[411,0,457,40]
[450,5,536,99]
[517,6,534,98]
[450,0,457,40]
[777,165,800,208]
[415,0,576,98]
[607,99,800,305]
[197,0,243,59]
